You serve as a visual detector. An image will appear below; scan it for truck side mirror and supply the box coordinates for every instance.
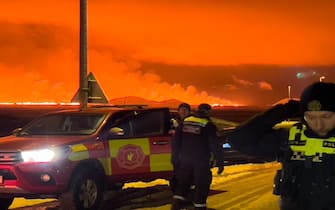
[109,127,125,136]
[12,128,23,136]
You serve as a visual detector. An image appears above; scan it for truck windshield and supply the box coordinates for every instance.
[20,113,106,135]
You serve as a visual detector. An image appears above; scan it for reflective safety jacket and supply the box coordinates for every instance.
[289,124,335,162]
[276,124,335,209]
[172,115,224,167]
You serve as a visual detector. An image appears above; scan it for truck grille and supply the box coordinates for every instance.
[0,152,22,164]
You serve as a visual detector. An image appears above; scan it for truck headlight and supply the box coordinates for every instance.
[21,149,56,163]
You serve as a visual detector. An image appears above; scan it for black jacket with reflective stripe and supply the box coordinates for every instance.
[172,114,224,167]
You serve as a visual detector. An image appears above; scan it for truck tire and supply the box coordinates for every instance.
[66,167,104,210]
[0,197,14,210]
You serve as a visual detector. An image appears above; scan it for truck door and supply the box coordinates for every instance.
[105,109,173,177]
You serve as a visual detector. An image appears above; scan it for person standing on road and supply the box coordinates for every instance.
[228,81,335,210]
[170,102,192,192]
[171,103,225,210]
[170,103,192,135]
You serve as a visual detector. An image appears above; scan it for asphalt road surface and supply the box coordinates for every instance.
[11,163,281,210]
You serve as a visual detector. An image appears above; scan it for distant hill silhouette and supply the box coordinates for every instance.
[109,96,184,108]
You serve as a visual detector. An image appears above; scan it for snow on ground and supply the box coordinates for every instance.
[138,162,281,210]
[10,162,282,210]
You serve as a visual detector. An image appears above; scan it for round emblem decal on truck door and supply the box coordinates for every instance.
[116,144,145,170]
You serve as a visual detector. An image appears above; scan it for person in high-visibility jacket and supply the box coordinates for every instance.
[229,81,335,210]
[171,103,225,210]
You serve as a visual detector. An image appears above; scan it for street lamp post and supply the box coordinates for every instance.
[287,85,291,99]
[319,76,326,82]
[79,0,88,109]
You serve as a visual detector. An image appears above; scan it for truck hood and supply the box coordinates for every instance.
[0,135,96,151]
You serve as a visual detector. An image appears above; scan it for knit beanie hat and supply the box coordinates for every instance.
[300,82,335,113]
[198,103,212,116]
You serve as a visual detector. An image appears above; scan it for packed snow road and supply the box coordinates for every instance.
[10,162,281,210]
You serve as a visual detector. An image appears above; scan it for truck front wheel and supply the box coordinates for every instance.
[62,167,104,210]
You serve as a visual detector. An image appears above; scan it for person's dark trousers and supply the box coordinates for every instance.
[193,162,212,206]
[173,161,212,209]
[280,196,301,210]
[174,161,194,196]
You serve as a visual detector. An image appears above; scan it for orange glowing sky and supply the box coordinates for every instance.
[0,1,335,105]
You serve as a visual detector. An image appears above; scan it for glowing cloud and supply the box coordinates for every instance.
[232,76,254,87]
[258,81,273,91]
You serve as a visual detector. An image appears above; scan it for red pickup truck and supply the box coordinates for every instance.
[0,106,175,210]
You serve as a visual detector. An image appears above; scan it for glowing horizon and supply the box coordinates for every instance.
[1,1,334,105]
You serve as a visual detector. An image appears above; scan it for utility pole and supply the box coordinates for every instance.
[79,0,88,109]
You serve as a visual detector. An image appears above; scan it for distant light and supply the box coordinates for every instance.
[60,102,80,106]
[0,102,80,106]
[16,102,58,105]
[296,72,304,79]
[212,103,244,108]
[296,71,321,80]
[0,102,15,105]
